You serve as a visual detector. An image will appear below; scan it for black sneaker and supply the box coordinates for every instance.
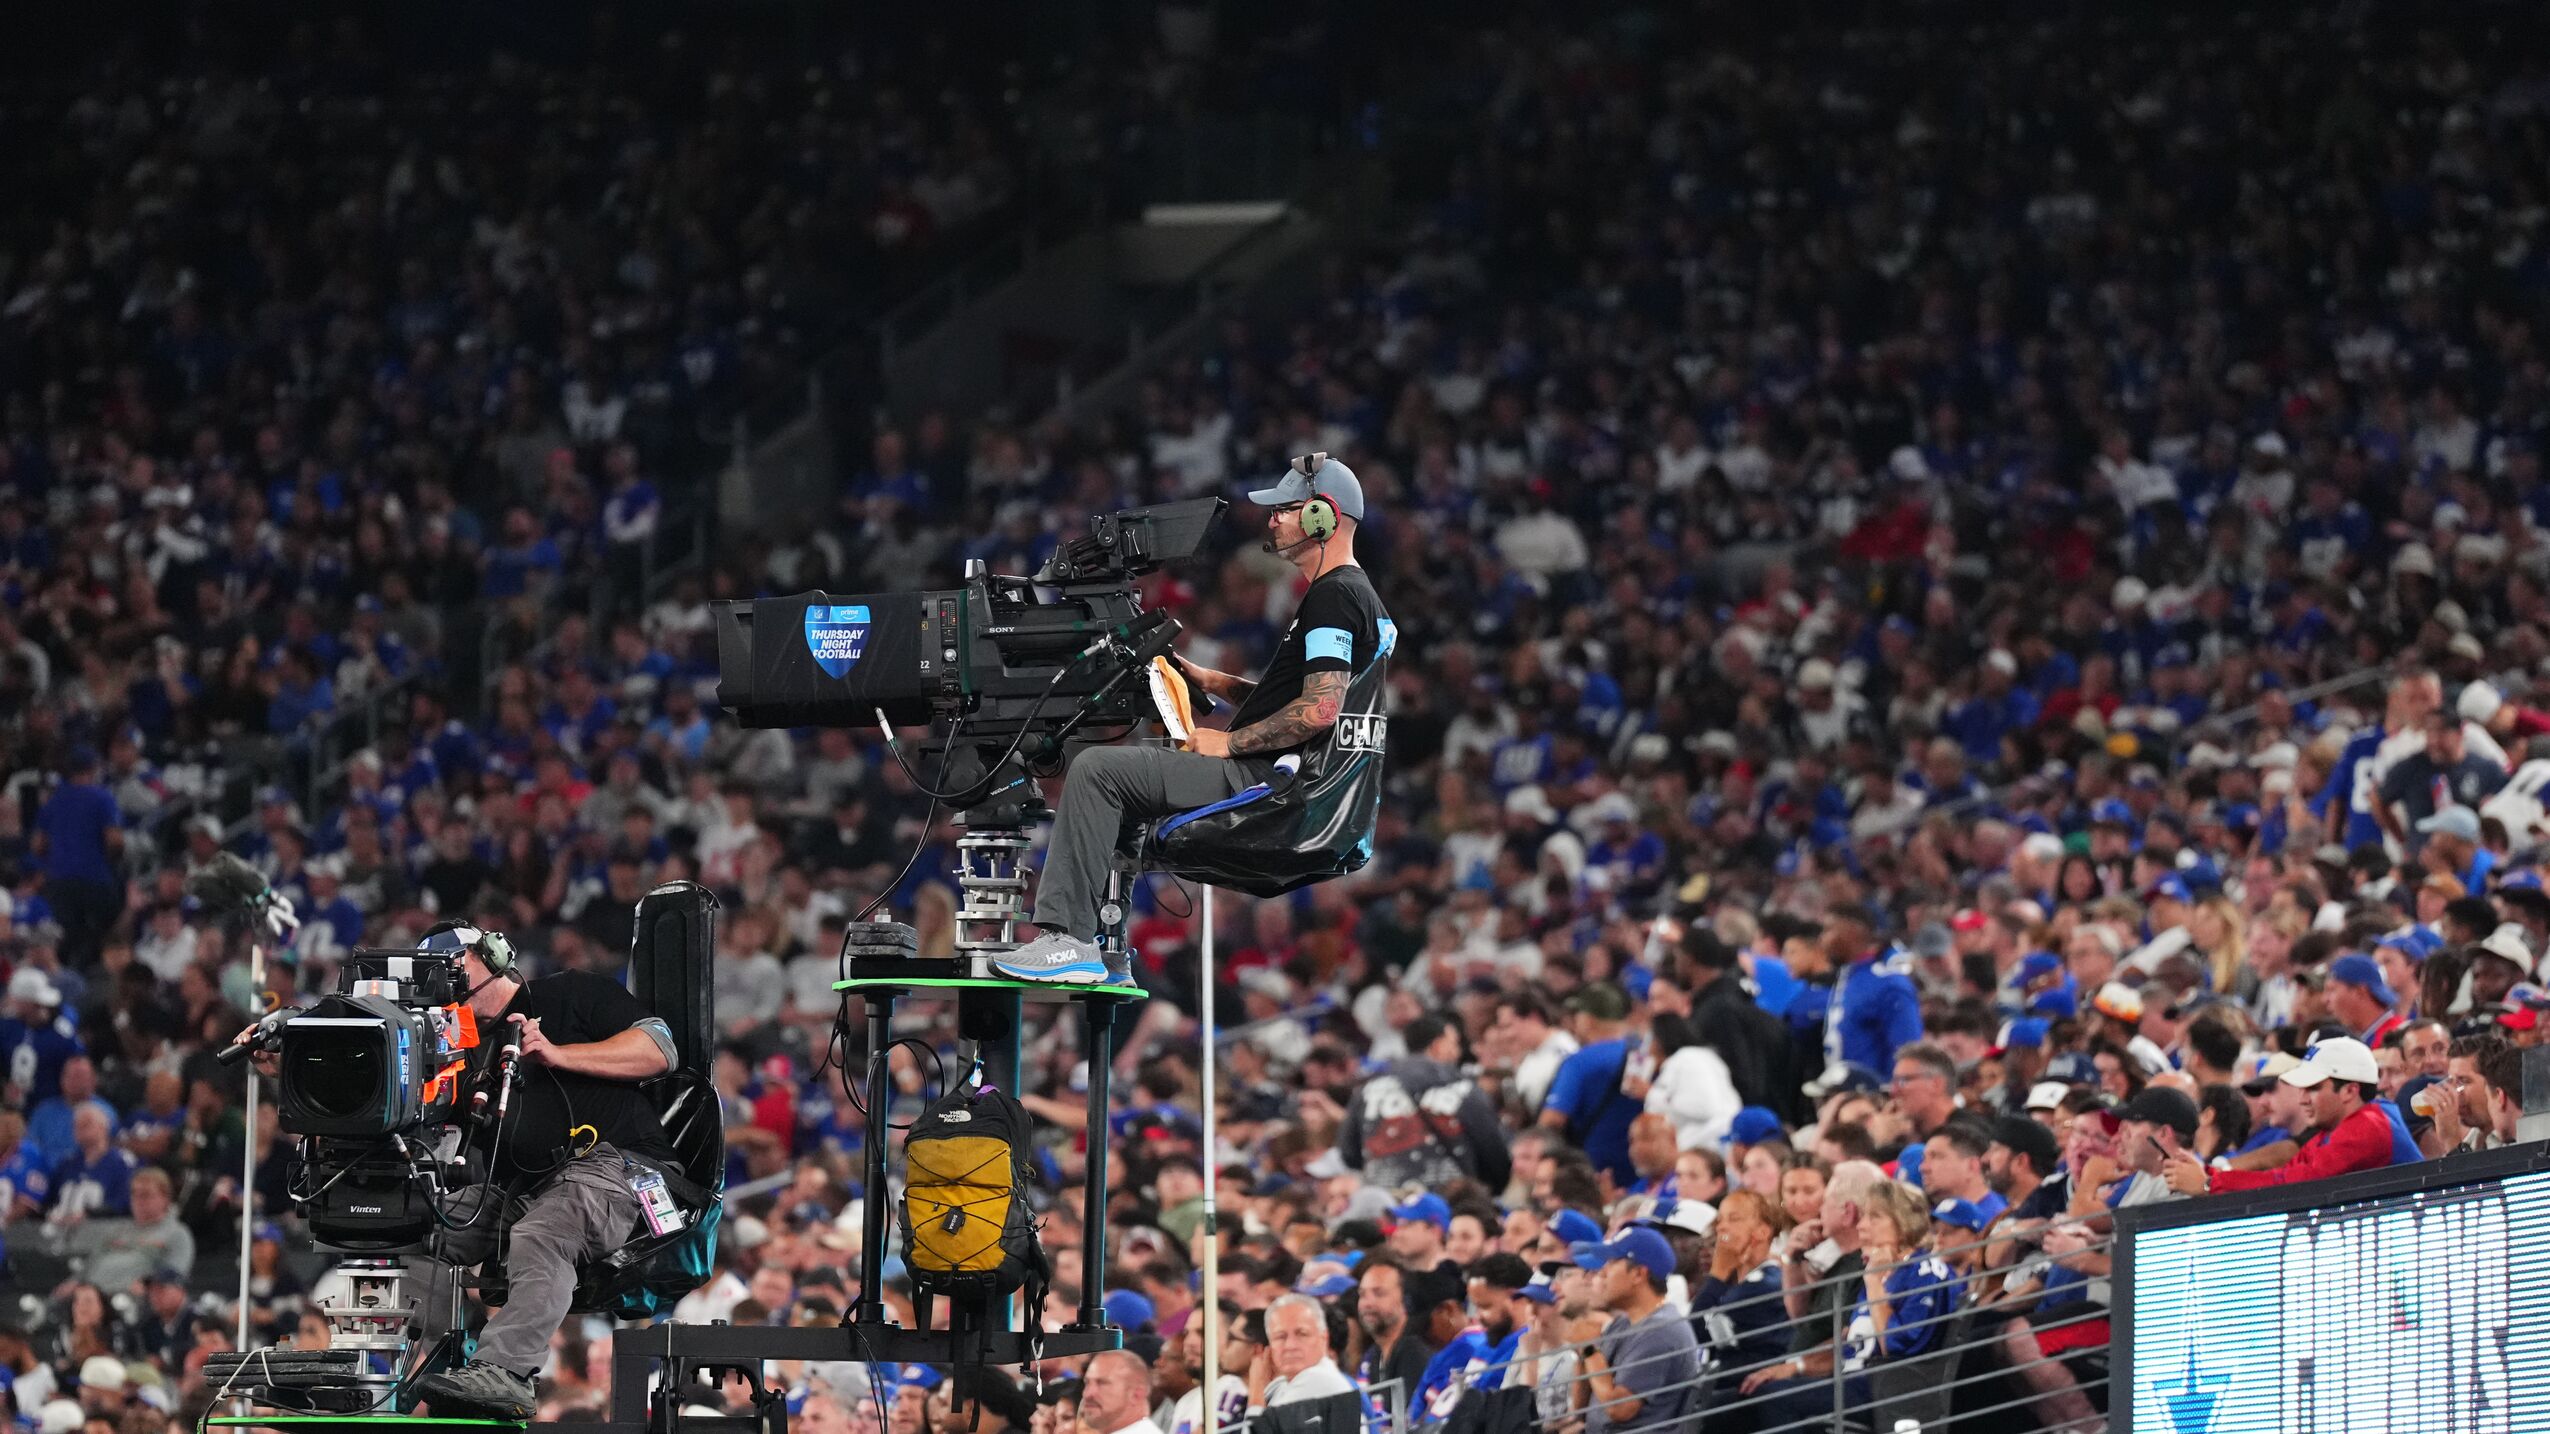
[415,1362,538,1419]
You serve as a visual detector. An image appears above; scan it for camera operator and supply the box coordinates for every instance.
[241,921,680,1417]
[996,455,1389,985]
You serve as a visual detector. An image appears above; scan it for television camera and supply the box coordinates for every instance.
[214,940,527,1410]
[714,496,1223,810]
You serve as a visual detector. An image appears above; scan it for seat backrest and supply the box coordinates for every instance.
[628,881,718,1078]
[652,1070,726,1199]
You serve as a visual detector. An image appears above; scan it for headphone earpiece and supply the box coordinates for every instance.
[1302,496,1337,542]
[477,931,518,977]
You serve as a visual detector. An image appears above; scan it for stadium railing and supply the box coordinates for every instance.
[1219,1226,2119,1434]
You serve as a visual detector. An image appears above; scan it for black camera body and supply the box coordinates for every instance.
[273,949,484,1251]
[714,497,1222,805]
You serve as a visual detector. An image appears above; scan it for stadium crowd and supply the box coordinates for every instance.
[6,3,2550,1434]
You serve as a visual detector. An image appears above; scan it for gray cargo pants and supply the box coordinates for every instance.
[1030,745,1255,937]
[421,1146,645,1374]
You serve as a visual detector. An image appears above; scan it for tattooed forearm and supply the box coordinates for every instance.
[1227,670,1348,756]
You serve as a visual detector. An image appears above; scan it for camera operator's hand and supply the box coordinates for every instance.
[1185,727,1231,758]
[230,1023,281,1079]
[512,1013,560,1066]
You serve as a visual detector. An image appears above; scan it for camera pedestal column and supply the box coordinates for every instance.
[828,807,1138,1361]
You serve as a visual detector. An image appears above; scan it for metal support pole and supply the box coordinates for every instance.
[854,994,894,1326]
[1198,886,1221,1427]
[236,937,264,1354]
[958,986,1024,1337]
[1075,996,1116,1329]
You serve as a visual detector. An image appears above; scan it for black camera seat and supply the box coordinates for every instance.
[568,882,725,1318]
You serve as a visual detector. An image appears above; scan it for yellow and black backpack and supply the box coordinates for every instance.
[900,1080,1047,1302]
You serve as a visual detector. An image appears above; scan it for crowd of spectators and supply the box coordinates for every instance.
[8,2,2550,1434]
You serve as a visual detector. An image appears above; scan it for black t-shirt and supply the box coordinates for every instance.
[471,970,673,1187]
[1229,565,1393,737]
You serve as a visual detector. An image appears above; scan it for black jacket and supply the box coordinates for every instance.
[1689,969,1802,1122]
[1338,1057,1513,1191]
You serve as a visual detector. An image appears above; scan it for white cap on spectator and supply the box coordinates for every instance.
[2092,981,2143,1023]
[1985,649,2018,676]
[2462,681,2505,722]
[2434,600,2471,634]
[2251,432,2287,457]
[1585,792,1637,827]
[1888,446,1930,482]
[1798,658,1837,690]
[7,969,60,1008]
[2478,924,2536,977]
[2449,632,2486,662]
[1505,785,1559,824]
[2249,741,2299,770]
[2415,806,2481,843]
[2184,741,2235,771]
[2284,1038,2379,1087]
[2025,1081,2071,1112]
[2112,577,2149,610]
[39,1401,81,1434]
[79,1356,125,1393]
[730,1214,770,1250]
[1237,968,1294,1003]
[2392,542,2437,577]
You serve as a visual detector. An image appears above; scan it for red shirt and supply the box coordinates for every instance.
[2208,1102,2395,1192]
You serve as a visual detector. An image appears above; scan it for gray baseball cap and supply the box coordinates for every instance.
[1248,453,1365,521]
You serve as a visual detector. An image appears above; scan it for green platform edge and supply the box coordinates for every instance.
[205,1421,525,1431]
[833,975,1144,997]
[205,1408,527,1418]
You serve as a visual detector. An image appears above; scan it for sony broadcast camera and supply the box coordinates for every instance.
[222,929,510,1252]
[713,495,1225,807]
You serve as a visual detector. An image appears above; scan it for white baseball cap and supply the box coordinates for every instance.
[2025,1080,2072,1112]
[1639,1197,1717,1238]
[2284,1037,2380,1088]
[2460,682,2505,723]
[2478,923,2537,977]
[7,969,60,1008]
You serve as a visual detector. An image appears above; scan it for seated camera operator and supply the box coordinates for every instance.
[244,921,680,1417]
[996,455,1388,985]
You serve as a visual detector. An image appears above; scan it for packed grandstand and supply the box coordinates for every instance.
[4,2,2550,1432]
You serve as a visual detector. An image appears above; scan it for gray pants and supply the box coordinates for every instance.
[1030,744,1254,936]
[423,1147,644,1374]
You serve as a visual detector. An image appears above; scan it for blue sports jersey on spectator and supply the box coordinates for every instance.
[1826,955,1924,1082]
[48,1144,138,1218]
[35,781,118,884]
[0,1019,82,1109]
[1545,1038,1645,1185]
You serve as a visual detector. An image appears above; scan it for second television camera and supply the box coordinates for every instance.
[712,496,1223,807]
[225,937,512,1250]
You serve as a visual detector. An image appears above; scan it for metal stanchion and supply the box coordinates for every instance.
[1197,886,1221,1427]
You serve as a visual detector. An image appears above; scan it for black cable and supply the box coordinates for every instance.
[879,647,1093,804]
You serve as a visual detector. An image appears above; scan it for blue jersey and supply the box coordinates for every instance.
[1826,955,1924,1082]
[1847,1254,1960,1366]
[1544,1038,1645,1185]
[1695,1259,1790,1374]
[2314,724,2389,850]
[0,1017,82,1107]
[49,1145,138,1218]
[1417,1328,1490,1413]
[1749,954,1801,1018]
[2373,1099,2423,1167]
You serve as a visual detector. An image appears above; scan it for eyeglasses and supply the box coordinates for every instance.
[1890,1070,1941,1087]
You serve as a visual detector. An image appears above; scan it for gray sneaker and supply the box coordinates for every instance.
[990,931,1113,984]
[1103,947,1138,988]
[415,1361,538,1419]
